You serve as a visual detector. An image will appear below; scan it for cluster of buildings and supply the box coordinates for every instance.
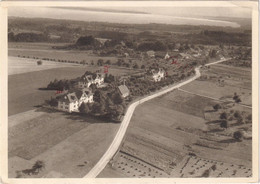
[56,73,105,113]
[56,72,130,113]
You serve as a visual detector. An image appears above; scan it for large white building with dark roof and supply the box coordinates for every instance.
[57,89,94,113]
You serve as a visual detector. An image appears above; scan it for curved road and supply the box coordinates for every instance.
[84,58,230,178]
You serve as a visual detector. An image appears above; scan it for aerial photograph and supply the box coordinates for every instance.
[7,5,253,179]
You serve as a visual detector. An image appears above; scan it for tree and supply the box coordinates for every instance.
[220,120,228,128]
[141,65,146,69]
[133,64,139,69]
[32,160,45,173]
[117,59,122,66]
[79,103,90,114]
[97,59,104,66]
[106,60,111,65]
[213,104,221,111]
[209,49,217,58]
[76,35,96,46]
[49,97,58,107]
[105,97,114,109]
[247,114,252,121]
[234,111,242,119]
[37,60,42,65]
[233,92,241,103]
[112,92,123,104]
[220,112,227,120]
[233,131,243,141]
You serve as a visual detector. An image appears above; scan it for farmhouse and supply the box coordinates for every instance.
[78,73,105,88]
[151,68,165,82]
[57,89,94,113]
[118,85,130,98]
[57,92,79,113]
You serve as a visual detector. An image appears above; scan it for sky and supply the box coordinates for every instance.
[8,6,251,27]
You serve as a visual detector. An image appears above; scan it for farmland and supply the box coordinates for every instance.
[8,56,81,75]
[99,64,252,178]
[9,109,120,178]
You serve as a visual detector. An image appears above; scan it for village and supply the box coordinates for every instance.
[44,47,217,122]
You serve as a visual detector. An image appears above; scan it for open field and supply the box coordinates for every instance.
[9,108,120,178]
[99,64,252,178]
[9,56,80,75]
[9,43,118,65]
[8,60,137,116]
[181,64,252,106]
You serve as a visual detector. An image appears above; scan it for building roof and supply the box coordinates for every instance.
[74,88,93,99]
[80,74,93,82]
[118,85,130,96]
[96,73,105,79]
[58,92,78,103]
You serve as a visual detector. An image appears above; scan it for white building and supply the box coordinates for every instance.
[151,68,165,82]
[78,73,105,88]
[94,73,105,86]
[164,52,170,60]
[57,92,79,113]
[57,89,94,113]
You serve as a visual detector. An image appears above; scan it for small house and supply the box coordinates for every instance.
[146,50,155,58]
[118,85,130,98]
[151,68,165,82]
[94,73,105,86]
[164,52,170,60]
[78,75,93,88]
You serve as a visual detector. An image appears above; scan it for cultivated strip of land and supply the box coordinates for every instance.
[178,88,252,109]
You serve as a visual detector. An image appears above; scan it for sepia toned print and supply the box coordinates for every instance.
[1,1,258,182]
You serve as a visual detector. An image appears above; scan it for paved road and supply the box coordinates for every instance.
[84,58,231,178]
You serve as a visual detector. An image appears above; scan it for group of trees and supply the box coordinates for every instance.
[233,92,242,103]
[46,79,75,91]
[79,88,125,121]
[8,32,49,42]
[137,41,167,51]
[211,103,251,142]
